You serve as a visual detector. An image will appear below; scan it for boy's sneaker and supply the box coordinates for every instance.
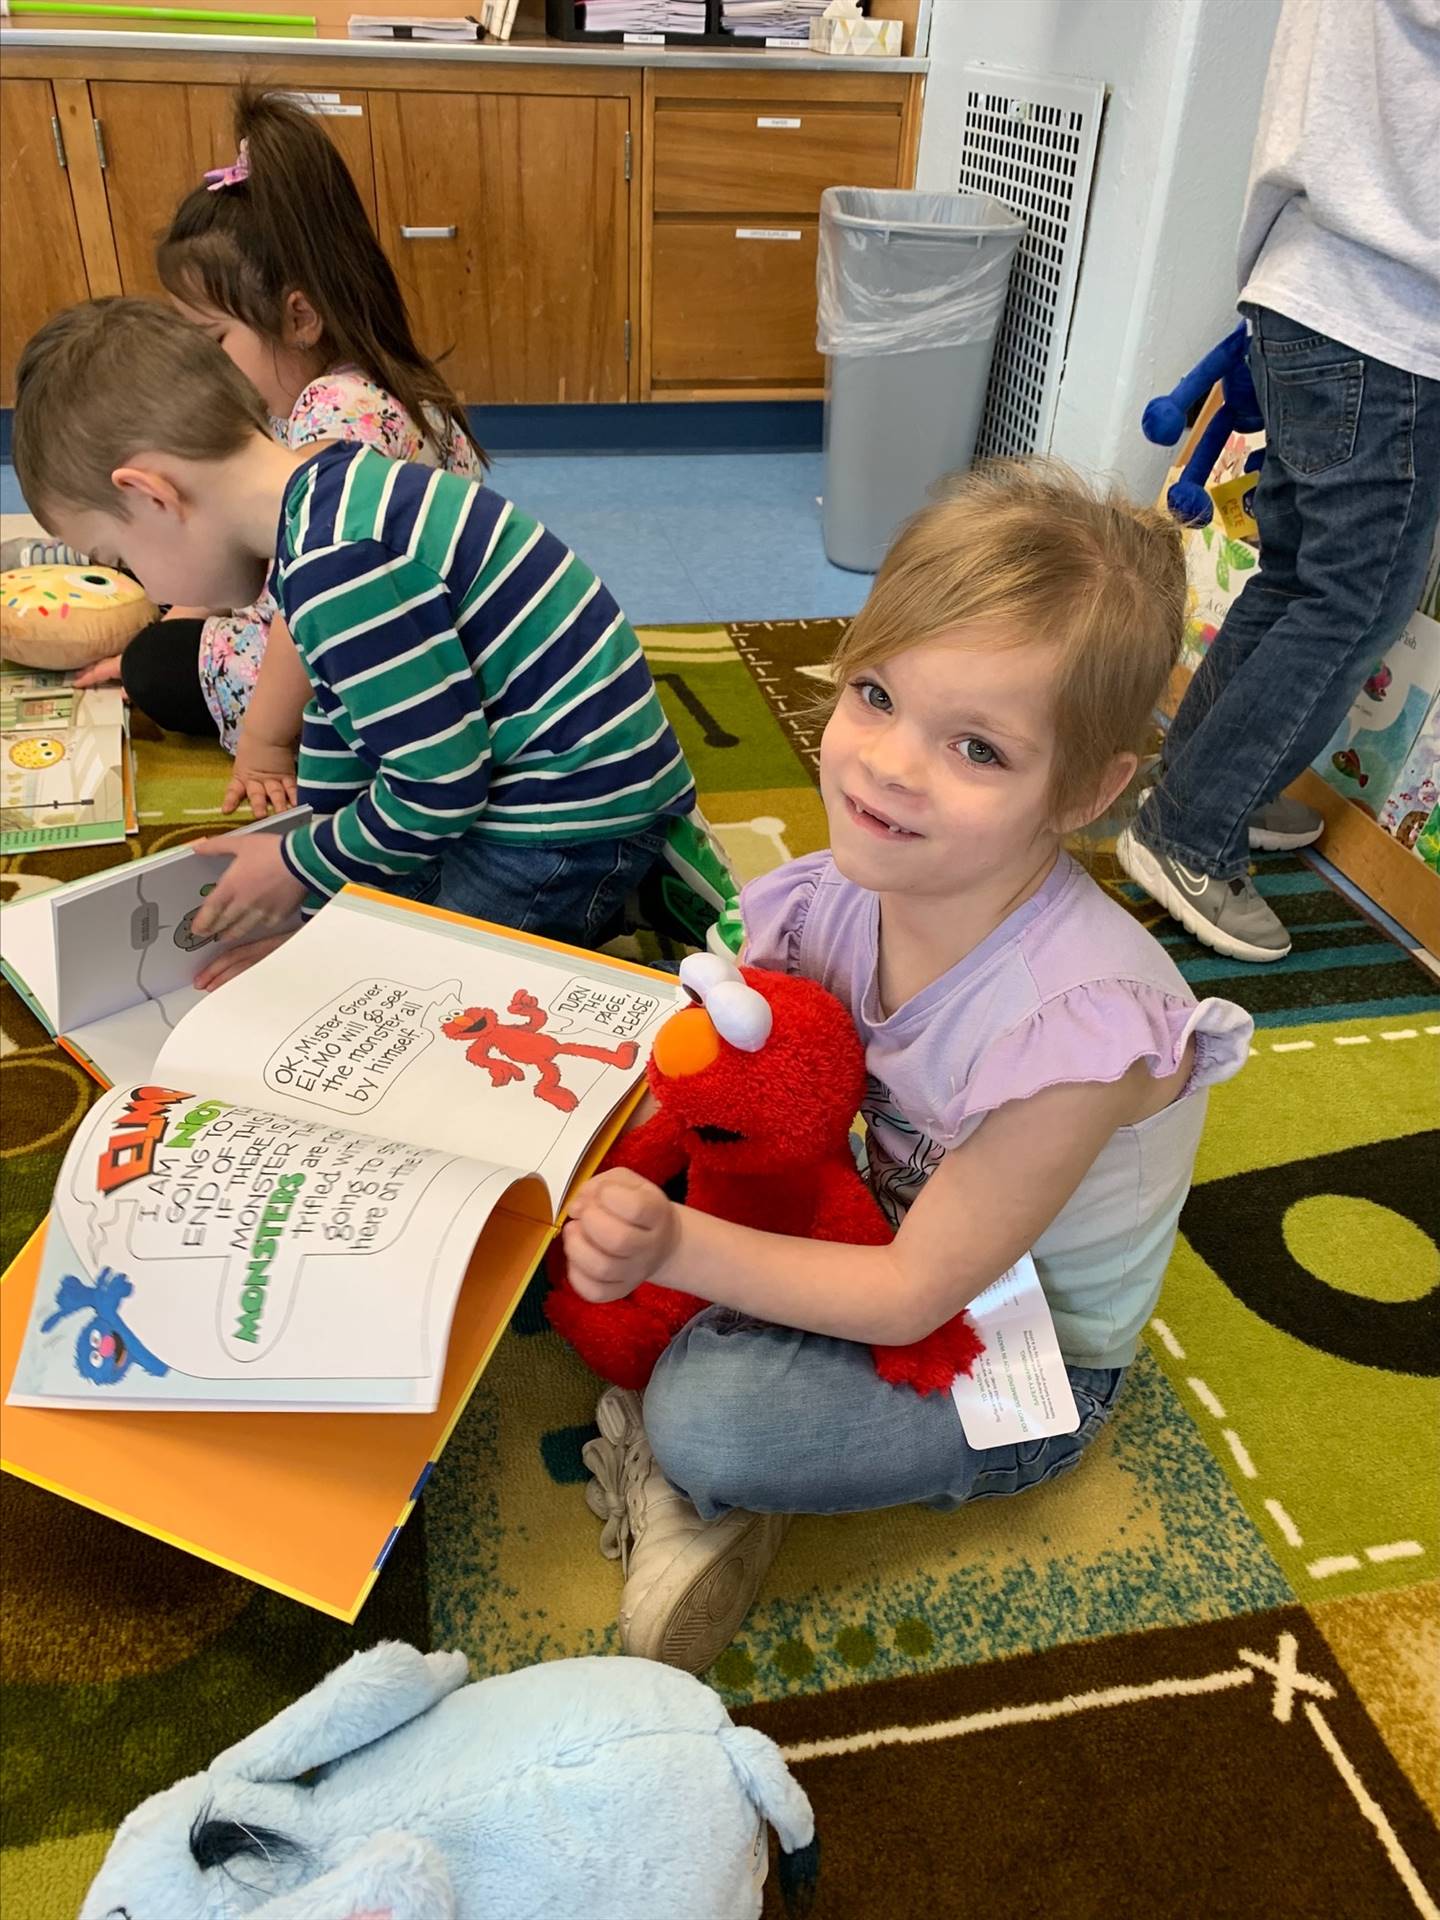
[1116,825,1291,963]
[1248,795,1325,851]
[583,1385,788,1674]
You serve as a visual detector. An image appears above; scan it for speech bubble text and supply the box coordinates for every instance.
[263,977,462,1114]
[546,976,667,1042]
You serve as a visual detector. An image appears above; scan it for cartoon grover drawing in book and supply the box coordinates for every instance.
[441,989,639,1114]
[42,1267,168,1386]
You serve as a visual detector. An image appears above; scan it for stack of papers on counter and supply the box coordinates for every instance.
[573,0,708,35]
[722,0,829,40]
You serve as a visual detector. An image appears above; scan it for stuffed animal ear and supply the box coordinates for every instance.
[245,1832,457,1920]
[216,1644,469,1785]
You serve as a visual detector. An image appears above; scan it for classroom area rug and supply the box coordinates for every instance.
[2,621,1438,1916]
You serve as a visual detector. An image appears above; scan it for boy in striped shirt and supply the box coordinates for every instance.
[14,300,695,965]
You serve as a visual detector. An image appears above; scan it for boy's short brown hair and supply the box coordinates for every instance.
[832,460,1186,828]
[12,297,271,522]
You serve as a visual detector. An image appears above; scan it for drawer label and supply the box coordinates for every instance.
[623,32,666,43]
[280,91,363,118]
[757,117,803,129]
[736,228,803,241]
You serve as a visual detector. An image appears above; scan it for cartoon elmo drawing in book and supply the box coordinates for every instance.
[441,989,639,1114]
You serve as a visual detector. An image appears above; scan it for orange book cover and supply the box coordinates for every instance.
[1,884,670,1619]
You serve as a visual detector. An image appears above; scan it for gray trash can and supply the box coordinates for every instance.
[818,189,1025,573]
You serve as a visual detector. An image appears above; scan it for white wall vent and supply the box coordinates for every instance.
[957,66,1106,458]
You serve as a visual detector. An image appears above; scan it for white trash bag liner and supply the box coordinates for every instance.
[817,188,1025,359]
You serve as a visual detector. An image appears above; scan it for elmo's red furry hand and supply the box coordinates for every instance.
[545,957,980,1395]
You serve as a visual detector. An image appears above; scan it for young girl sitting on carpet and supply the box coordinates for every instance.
[75,87,483,820]
[563,463,1255,1674]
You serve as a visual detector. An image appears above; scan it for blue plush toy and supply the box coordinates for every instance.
[1142,320,1265,526]
[79,1643,816,1919]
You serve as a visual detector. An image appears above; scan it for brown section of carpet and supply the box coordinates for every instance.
[729,618,849,779]
[745,1607,1440,1918]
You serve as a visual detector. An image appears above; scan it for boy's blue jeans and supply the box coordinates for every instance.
[642,1308,1126,1519]
[384,823,667,947]
[1145,304,1440,880]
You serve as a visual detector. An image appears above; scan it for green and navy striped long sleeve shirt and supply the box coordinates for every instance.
[272,442,694,903]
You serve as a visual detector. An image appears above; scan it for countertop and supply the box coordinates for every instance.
[0,27,928,73]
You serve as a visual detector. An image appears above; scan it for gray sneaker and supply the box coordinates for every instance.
[1249,795,1325,852]
[1116,826,1291,963]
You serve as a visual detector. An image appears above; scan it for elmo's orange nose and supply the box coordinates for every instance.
[652,1004,721,1079]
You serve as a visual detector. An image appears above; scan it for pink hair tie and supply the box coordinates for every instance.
[203,139,250,192]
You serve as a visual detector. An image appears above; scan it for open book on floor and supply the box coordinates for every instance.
[1,663,132,855]
[0,884,675,1613]
[1,810,305,1089]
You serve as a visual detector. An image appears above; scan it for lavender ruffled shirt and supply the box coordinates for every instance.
[741,851,1254,1369]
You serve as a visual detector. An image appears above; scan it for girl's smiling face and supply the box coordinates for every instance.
[819,627,1066,903]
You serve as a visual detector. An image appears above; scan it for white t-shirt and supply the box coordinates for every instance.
[1238,0,1440,379]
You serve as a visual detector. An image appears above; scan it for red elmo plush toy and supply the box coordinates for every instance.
[546,952,982,1395]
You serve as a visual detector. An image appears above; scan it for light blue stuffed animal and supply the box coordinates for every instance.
[80,1642,816,1919]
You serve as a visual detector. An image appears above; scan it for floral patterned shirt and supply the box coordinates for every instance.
[199,368,481,751]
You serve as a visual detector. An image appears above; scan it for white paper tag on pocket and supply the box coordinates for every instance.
[949,1253,1080,1448]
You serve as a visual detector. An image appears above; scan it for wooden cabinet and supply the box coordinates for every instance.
[86,82,376,297]
[0,47,922,410]
[370,89,631,406]
[0,79,91,405]
[643,69,917,398]
[652,223,821,388]
[652,106,902,216]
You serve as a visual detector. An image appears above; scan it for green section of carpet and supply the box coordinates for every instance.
[424,1328,1290,1705]
[1148,1013,1440,1601]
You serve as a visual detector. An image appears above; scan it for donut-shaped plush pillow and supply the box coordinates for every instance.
[0,564,157,671]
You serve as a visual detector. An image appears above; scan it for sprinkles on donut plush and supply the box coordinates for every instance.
[0,564,157,671]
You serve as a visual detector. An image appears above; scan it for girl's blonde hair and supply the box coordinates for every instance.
[834,460,1185,827]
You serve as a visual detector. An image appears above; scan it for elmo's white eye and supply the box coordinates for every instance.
[679,951,740,1001]
[707,980,773,1053]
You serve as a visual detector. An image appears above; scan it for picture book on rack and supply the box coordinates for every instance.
[6,884,676,1416]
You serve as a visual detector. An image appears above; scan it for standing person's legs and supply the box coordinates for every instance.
[582,1307,1125,1672]
[1122,308,1440,960]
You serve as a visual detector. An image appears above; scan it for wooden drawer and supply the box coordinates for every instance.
[653,105,901,215]
[651,221,822,389]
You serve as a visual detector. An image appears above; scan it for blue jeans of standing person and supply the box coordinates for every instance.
[385,823,668,947]
[1143,304,1440,880]
[642,1308,1126,1518]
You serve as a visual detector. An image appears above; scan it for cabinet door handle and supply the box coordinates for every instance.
[51,114,68,169]
[399,225,456,240]
[92,117,108,171]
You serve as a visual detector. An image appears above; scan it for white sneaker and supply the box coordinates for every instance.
[583,1385,788,1674]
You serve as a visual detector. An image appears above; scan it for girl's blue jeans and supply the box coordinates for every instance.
[642,1307,1126,1520]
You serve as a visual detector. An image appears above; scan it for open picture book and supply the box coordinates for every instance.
[6,881,674,1414]
[0,868,673,1613]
